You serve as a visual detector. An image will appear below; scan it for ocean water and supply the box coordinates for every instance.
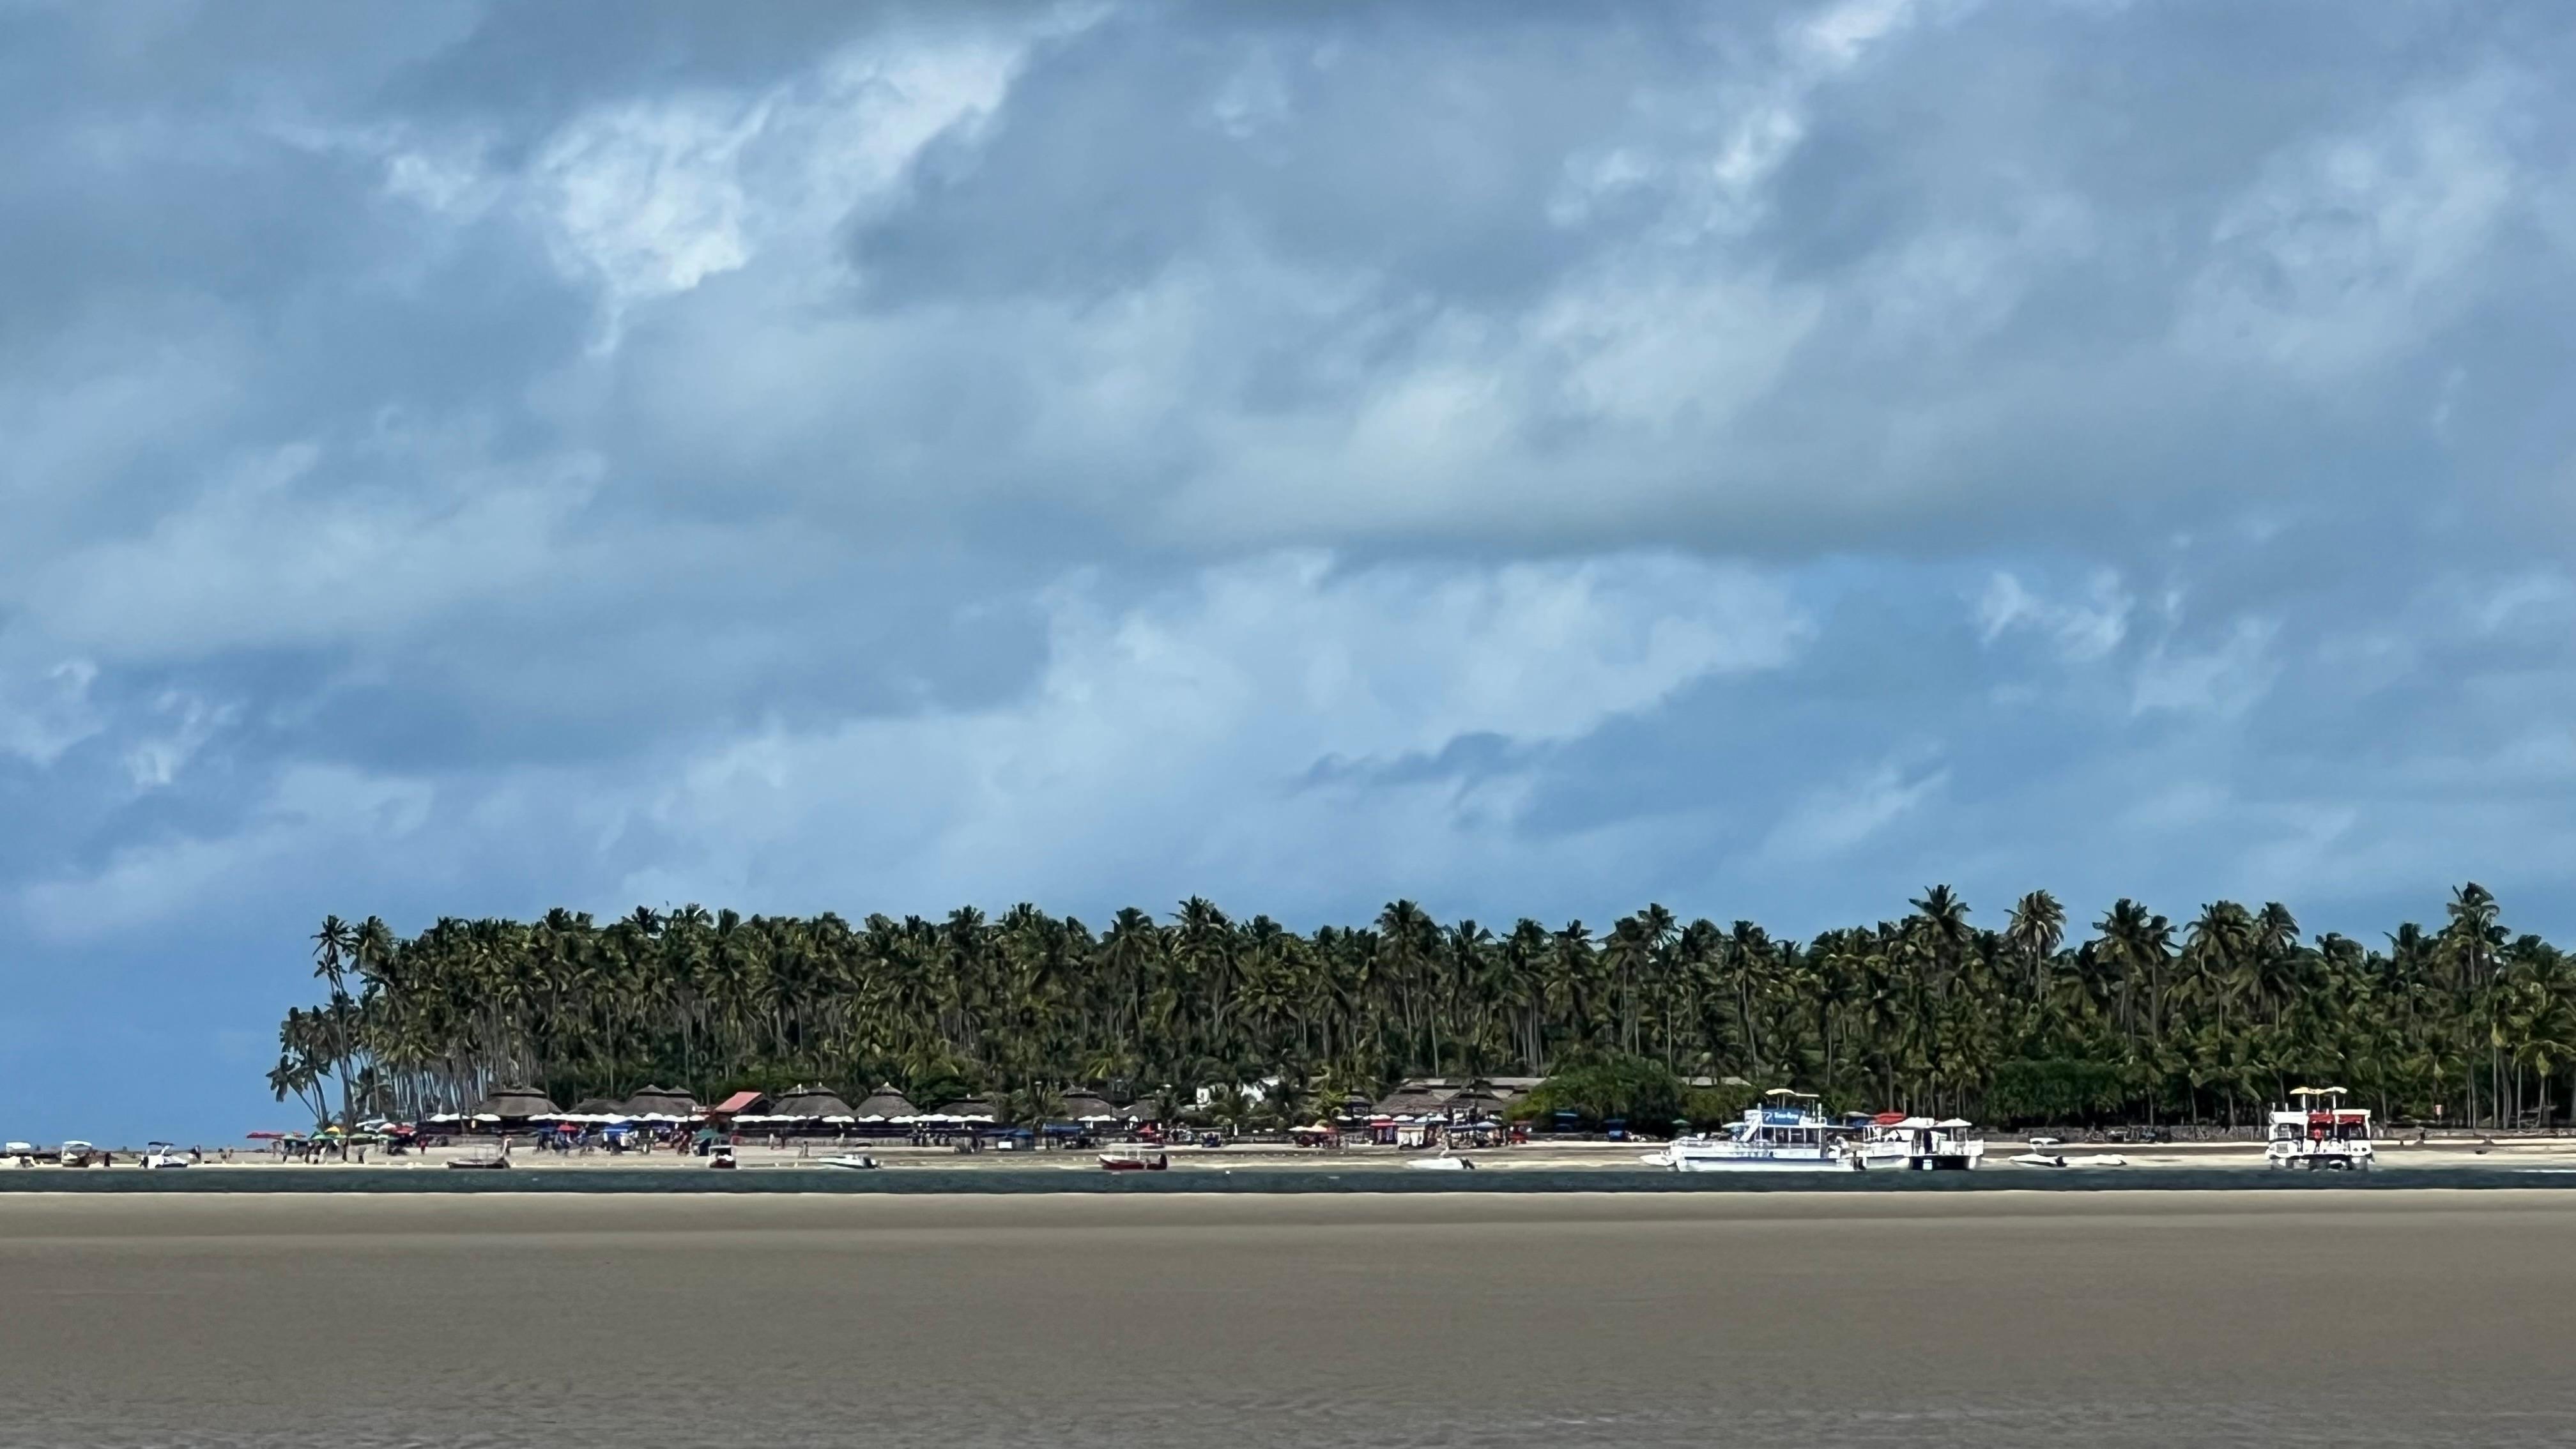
[3,1192,2570,1448]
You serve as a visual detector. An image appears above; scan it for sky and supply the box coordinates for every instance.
[3,0,2573,1142]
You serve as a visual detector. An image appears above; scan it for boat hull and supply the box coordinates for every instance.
[1653,1149,1857,1173]
[1855,1146,1984,1171]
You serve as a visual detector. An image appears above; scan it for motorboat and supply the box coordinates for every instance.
[2267,1086,2372,1170]
[1643,1091,1857,1172]
[1099,1149,1169,1172]
[707,1146,739,1170]
[818,1154,879,1170]
[1404,1146,1476,1171]
[141,1142,190,1169]
[445,1153,510,1170]
[58,1140,97,1168]
[1853,1115,1985,1171]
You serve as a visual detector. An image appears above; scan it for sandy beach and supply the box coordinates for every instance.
[4,1189,2573,1448]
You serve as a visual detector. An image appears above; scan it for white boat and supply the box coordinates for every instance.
[2267,1086,2373,1170]
[1644,1091,1857,1172]
[141,1142,190,1169]
[817,1154,879,1170]
[2010,1151,2129,1169]
[1405,1146,1476,1171]
[1853,1116,1985,1171]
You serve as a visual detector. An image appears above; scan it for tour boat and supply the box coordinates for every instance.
[1852,1115,1986,1171]
[1642,1091,1858,1172]
[2267,1086,2373,1170]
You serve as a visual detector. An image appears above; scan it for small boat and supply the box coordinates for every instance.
[57,1140,97,1169]
[2266,1086,2373,1170]
[818,1154,879,1170]
[141,1142,190,1169]
[707,1146,739,1170]
[1644,1091,1858,1172]
[1404,1147,1476,1171]
[1099,1149,1169,1172]
[445,1154,510,1170]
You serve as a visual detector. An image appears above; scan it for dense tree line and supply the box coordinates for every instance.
[270,884,2575,1131]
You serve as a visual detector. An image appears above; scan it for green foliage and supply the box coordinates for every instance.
[1681,1082,1761,1127]
[1985,1059,2128,1126]
[267,884,2576,1132]
[1510,1055,1687,1129]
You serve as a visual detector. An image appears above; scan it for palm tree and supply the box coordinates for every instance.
[268,885,2569,1135]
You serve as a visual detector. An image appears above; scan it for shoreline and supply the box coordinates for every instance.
[17,1135,2576,1193]
[10,1163,2576,1194]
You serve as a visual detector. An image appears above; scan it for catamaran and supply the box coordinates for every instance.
[2267,1086,2372,1170]
[1643,1090,1859,1172]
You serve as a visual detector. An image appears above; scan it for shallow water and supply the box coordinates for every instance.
[3,1192,2570,1448]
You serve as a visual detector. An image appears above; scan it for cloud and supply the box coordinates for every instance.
[2181,72,2529,382]
[0,659,101,767]
[4,1,2576,1142]
[620,549,1810,910]
[17,764,435,944]
[2132,618,2279,718]
[1975,569,2130,662]
[1763,755,1948,862]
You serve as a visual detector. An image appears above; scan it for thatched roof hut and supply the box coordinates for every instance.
[622,1084,698,1118]
[472,1087,560,1120]
[1115,1099,1162,1123]
[928,1097,997,1122]
[770,1084,857,1120]
[1059,1091,1120,1121]
[1372,1084,1459,1119]
[850,1085,919,1121]
[1442,1089,1515,1121]
[567,1096,628,1117]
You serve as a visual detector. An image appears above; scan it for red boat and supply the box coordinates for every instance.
[1098,1150,1168,1172]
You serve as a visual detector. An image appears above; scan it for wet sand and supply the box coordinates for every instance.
[3,1190,2571,1448]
